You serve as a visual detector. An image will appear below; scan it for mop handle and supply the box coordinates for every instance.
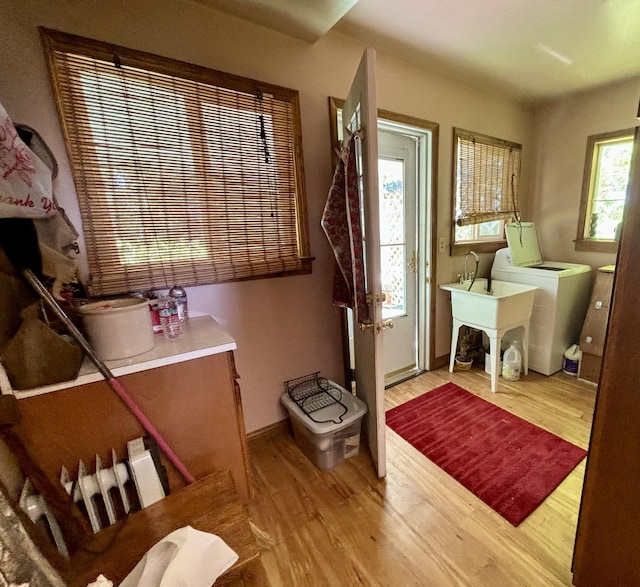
[22,269,196,485]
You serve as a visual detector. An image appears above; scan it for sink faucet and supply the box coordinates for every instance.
[459,251,479,283]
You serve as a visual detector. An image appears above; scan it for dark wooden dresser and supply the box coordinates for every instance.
[578,265,615,383]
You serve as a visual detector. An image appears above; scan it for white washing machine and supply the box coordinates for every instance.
[491,222,592,376]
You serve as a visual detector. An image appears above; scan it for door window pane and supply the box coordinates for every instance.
[379,158,406,318]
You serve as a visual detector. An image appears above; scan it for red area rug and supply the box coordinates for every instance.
[386,382,587,526]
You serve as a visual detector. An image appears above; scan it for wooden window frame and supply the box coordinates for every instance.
[575,128,634,254]
[40,28,311,296]
[450,128,522,256]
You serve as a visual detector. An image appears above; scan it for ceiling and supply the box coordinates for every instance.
[197,0,640,103]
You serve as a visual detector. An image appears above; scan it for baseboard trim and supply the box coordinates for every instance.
[247,419,290,448]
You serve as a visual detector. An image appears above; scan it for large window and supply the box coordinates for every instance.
[451,128,522,254]
[575,128,634,253]
[41,28,310,296]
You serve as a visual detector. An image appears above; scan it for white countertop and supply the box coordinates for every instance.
[13,316,236,399]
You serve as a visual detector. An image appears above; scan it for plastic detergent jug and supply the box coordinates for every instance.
[563,344,582,376]
[502,344,522,381]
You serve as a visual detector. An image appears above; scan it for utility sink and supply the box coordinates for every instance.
[440,278,537,331]
[440,278,538,392]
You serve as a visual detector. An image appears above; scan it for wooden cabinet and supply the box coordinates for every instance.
[578,265,615,383]
[12,350,252,502]
[11,317,252,502]
[7,322,260,584]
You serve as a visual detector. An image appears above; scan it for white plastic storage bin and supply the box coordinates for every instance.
[281,378,367,471]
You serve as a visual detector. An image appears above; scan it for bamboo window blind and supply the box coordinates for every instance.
[454,128,522,227]
[40,28,311,296]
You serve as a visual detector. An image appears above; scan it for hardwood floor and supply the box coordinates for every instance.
[247,366,596,586]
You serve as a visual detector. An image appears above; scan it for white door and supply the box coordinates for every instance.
[378,130,418,382]
[343,49,386,478]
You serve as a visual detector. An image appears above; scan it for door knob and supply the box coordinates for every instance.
[360,319,393,333]
[376,319,394,333]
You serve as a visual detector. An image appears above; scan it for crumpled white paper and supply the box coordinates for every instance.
[119,525,239,587]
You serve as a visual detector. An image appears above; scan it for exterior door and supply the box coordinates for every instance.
[343,49,386,478]
[378,130,418,383]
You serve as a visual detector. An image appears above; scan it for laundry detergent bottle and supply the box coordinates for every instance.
[563,344,582,376]
[502,344,522,381]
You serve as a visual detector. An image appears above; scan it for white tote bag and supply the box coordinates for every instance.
[0,102,56,219]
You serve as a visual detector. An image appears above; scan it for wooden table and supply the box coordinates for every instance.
[62,471,265,586]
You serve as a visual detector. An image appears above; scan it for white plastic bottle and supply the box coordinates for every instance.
[502,344,522,381]
[563,344,582,376]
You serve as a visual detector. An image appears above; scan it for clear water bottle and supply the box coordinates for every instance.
[169,285,188,322]
[158,295,181,339]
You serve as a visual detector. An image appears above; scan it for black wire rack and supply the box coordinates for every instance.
[285,371,347,424]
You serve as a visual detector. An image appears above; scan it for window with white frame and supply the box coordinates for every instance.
[41,28,311,296]
[576,128,634,253]
[451,128,522,254]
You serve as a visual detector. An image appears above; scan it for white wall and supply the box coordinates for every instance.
[530,77,640,269]
[0,0,533,432]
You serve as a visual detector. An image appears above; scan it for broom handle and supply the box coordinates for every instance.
[106,378,195,484]
[21,269,195,485]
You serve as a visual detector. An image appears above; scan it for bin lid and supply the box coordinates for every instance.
[504,222,543,267]
[281,385,367,435]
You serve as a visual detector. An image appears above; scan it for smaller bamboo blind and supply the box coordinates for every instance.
[40,28,310,296]
[454,128,522,227]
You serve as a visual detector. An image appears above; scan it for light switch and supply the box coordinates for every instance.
[438,237,446,253]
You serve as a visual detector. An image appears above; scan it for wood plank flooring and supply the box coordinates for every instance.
[247,366,596,586]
